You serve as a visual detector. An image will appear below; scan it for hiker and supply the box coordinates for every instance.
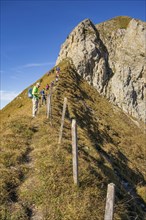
[32,82,40,117]
[40,88,47,106]
[56,75,59,82]
[51,81,54,87]
[46,83,49,90]
[56,66,60,75]
[47,71,51,76]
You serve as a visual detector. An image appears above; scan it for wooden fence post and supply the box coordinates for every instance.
[58,97,67,144]
[71,119,79,186]
[104,183,115,220]
[47,94,51,119]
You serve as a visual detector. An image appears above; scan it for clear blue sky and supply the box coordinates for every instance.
[0,0,145,109]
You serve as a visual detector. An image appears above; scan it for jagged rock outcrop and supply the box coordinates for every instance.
[56,17,146,122]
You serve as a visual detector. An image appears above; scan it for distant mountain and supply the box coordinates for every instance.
[56,16,146,122]
[0,17,146,220]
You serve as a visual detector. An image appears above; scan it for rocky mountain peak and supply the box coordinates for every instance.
[56,17,146,122]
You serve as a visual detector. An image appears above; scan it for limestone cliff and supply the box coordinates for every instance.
[56,16,146,122]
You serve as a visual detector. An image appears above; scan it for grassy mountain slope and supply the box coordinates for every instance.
[96,16,132,31]
[0,60,146,220]
[95,16,132,37]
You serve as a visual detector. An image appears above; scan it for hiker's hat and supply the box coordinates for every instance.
[36,83,40,86]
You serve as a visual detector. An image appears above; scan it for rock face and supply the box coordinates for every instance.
[56,17,146,122]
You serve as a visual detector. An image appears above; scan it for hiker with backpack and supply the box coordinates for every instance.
[46,83,49,91]
[32,82,40,118]
[40,88,47,106]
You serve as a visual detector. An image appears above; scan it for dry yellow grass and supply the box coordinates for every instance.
[0,60,145,219]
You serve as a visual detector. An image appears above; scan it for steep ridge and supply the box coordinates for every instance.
[56,17,146,122]
[0,60,145,219]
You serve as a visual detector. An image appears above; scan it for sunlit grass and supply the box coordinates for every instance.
[0,59,145,219]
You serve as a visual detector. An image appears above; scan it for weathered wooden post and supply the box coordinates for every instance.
[71,119,79,186]
[58,97,67,144]
[104,183,115,220]
[46,85,53,120]
[47,94,51,119]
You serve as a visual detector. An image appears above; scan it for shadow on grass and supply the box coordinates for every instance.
[65,70,146,218]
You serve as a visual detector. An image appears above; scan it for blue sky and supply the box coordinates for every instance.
[0,0,145,109]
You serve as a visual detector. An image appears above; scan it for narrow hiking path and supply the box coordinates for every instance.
[22,125,60,219]
[17,105,59,219]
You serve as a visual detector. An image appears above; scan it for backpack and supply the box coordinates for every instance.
[28,88,33,99]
